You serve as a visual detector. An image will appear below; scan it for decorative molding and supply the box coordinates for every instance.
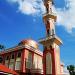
[0,44,43,56]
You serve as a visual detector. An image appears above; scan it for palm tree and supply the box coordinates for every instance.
[67,65,75,75]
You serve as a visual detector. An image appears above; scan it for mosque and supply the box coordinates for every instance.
[0,0,67,75]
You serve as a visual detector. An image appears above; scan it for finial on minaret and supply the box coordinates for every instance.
[43,0,56,37]
[43,0,53,14]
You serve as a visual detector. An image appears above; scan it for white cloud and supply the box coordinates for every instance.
[7,0,45,15]
[18,1,37,15]
[7,0,75,33]
[54,0,75,33]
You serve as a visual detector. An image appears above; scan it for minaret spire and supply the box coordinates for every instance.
[43,0,56,37]
[44,0,53,14]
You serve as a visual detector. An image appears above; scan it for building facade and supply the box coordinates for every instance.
[0,39,66,75]
[0,39,43,75]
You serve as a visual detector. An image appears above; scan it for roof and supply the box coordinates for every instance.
[0,39,43,56]
[0,64,18,75]
[18,39,38,49]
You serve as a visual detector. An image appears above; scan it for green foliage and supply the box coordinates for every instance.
[67,65,75,75]
[0,44,5,50]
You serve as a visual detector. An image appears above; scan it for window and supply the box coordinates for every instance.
[47,29,49,36]
[11,54,14,59]
[46,53,52,74]
[6,56,9,60]
[5,61,9,67]
[33,54,38,69]
[26,59,31,69]
[17,51,21,58]
[9,53,15,69]
[15,51,21,70]
[15,61,21,70]
[46,7,49,13]
[5,55,9,67]
[46,4,49,13]
[47,20,50,25]
[47,29,51,36]
[9,62,14,70]
[26,52,32,69]
[52,29,55,35]
[0,56,3,63]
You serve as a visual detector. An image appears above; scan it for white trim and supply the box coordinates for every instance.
[0,44,43,56]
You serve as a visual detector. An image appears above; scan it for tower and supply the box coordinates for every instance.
[39,0,62,75]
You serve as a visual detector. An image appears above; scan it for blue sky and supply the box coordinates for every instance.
[0,0,75,66]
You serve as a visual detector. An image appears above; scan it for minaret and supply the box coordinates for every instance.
[39,0,62,75]
[43,0,56,37]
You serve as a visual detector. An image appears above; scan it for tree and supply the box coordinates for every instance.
[0,44,5,50]
[0,44,5,63]
[67,65,75,75]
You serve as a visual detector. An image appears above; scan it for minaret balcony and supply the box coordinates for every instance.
[39,35,62,46]
[43,13,57,22]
